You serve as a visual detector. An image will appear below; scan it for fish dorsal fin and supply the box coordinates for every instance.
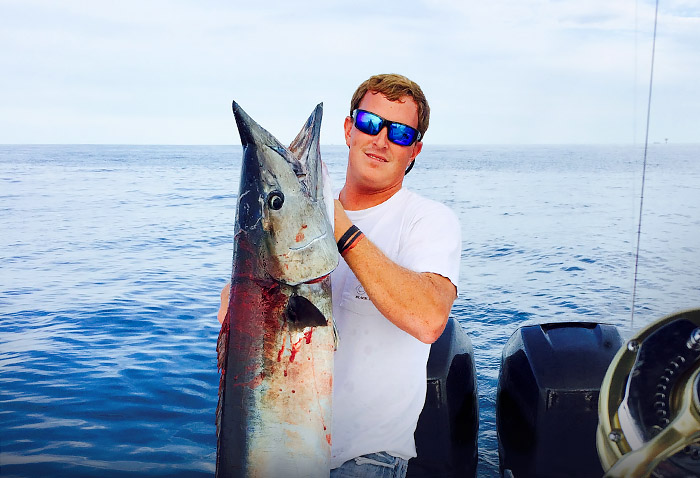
[289,103,323,199]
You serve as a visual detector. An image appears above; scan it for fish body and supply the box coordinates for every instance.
[216,102,337,478]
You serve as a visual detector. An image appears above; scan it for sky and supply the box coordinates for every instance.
[1,0,698,145]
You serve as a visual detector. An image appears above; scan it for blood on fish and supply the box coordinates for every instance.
[289,330,312,363]
[304,274,328,284]
[295,224,308,242]
[277,342,286,362]
[289,343,299,362]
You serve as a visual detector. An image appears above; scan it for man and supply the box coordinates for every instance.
[219,74,461,477]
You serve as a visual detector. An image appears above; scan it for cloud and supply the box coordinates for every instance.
[0,0,698,144]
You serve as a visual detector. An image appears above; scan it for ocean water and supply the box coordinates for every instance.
[1,143,698,477]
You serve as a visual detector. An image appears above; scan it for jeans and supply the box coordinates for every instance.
[331,452,409,478]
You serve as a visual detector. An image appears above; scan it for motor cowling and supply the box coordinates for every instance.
[497,322,622,478]
[408,317,479,478]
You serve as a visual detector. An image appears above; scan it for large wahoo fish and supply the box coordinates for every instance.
[216,102,337,478]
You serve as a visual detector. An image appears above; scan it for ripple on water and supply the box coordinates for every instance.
[2,144,699,478]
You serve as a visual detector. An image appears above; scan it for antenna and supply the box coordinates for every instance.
[630,0,660,328]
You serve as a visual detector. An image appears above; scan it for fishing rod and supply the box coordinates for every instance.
[629,0,660,329]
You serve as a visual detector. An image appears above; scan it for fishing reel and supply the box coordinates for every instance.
[597,308,700,477]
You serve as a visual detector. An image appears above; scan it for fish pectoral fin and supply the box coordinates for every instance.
[285,295,328,330]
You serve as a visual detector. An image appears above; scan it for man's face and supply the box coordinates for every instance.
[343,91,423,194]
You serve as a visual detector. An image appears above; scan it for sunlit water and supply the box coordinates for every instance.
[1,144,698,477]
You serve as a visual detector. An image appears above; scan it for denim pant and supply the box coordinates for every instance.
[331,452,408,478]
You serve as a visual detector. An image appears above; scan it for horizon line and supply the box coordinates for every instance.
[1,141,696,147]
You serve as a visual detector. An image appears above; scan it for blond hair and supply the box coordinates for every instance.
[350,73,430,139]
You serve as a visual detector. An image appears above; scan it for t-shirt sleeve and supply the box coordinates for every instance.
[398,201,462,292]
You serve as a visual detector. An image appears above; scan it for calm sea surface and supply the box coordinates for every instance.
[1,144,699,477]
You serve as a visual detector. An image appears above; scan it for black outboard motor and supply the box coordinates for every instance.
[496,322,622,478]
[408,317,479,478]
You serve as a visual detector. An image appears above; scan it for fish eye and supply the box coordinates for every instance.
[267,191,284,211]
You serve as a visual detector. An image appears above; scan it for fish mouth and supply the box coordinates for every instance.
[304,274,329,284]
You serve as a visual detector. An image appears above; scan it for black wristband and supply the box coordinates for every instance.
[337,225,361,254]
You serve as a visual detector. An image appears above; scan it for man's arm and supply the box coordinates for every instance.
[334,200,456,344]
[218,200,457,343]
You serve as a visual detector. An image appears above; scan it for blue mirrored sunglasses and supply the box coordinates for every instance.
[351,109,422,146]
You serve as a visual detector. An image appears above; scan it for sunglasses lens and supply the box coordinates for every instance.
[388,124,418,146]
[353,109,420,146]
[354,110,383,136]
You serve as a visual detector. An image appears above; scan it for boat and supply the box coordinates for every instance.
[406,309,700,477]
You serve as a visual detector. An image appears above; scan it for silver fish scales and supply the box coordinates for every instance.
[216,102,337,478]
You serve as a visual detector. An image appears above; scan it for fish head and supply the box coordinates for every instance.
[232,101,338,286]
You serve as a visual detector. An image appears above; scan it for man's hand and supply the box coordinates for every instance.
[334,199,354,243]
[217,283,230,325]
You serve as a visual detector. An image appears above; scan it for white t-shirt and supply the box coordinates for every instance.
[330,187,462,469]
